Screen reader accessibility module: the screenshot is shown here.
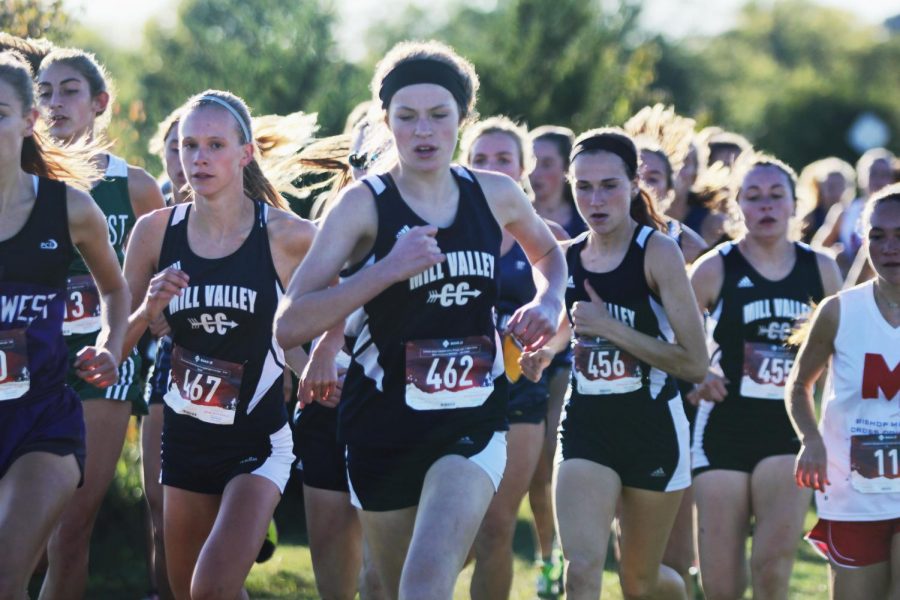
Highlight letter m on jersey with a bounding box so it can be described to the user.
[862,353,900,401]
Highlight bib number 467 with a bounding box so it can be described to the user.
[180,368,222,404]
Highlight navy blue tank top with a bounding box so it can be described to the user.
[0,177,74,404]
[497,242,536,328]
[158,201,287,443]
[339,166,507,448]
[709,241,824,403]
[565,226,678,404]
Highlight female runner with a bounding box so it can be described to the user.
[0,49,128,600]
[122,90,315,599]
[689,153,842,600]
[521,127,708,600]
[788,183,900,599]
[275,40,565,599]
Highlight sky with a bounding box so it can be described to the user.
[63,0,898,60]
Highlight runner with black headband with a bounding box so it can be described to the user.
[275,41,565,599]
[120,90,315,600]
[0,50,128,600]
[520,128,707,600]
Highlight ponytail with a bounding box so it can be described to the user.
[631,188,667,231]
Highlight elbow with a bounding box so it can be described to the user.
[274,300,311,349]
[683,353,709,384]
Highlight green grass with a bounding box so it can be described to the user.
[35,429,829,599]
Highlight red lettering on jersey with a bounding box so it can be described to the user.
[862,353,900,400]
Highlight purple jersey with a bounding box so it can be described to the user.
[0,177,74,405]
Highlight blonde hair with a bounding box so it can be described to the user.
[148,105,183,160]
[624,104,696,175]
[0,51,99,189]
[460,115,533,175]
[181,90,317,210]
[796,157,855,221]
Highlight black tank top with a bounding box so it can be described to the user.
[709,241,824,402]
[339,166,507,448]
[158,201,287,443]
[565,225,677,404]
[0,177,74,404]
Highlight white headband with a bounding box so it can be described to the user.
[200,95,251,143]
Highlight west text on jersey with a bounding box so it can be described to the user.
[1,293,58,324]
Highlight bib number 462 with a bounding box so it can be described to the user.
[426,355,474,390]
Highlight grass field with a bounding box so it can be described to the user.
[57,453,830,599]
[25,421,830,599]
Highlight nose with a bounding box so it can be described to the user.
[414,117,432,137]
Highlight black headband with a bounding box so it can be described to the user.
[570,134,638,176]
[379,58,468,111]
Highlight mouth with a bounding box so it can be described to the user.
[48,115,68,126]
[413,144,437,159]
[759,216,777,225]
[589,212,609,223]
[190,172,213,181]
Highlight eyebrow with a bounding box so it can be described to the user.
[38,78,81,87]
[0,101,10,108]
[395,103,452,112]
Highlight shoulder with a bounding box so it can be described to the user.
[267,207,317,254]
[689,244,726,289]
[320,179,378,233]
[467,168,521,201]
[65,185,101,225]
[126,165,164,199]
[131,205,176,239]
[807,244,842,294]
[645,227,682,257]
[811,293,841,338]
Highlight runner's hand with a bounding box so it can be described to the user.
[143,267,189,322]
[382,225,445,283]
[519,347,554,383]
[795,435,830,491]
[687,370,729,405]
[74,346,120,388]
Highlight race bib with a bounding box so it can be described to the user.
[163,345,243,425]
[0,328,30,401]
[740,341,795,400]
[572,336,642,395]
[405,336,494,410]
[850,434,900,494]
[62,275,102,336]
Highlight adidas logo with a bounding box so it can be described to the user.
[650,467,666,478]
[737,276,754,289]
[396,225,412,239]
[567,276,575,289]
[458,436,474,445]
[40,239,58,250]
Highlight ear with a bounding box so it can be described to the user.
[92,90,110,116]
[22,107,38,138]
[239,143,253,169]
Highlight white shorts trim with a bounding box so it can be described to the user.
[252,423,295,494]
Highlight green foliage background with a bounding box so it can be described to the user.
[14,0,899,179]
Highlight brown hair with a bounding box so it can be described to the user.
[371,40,479,123]
[460,115,533,176]
[38,47,115,136]
[0,51,98,189]
[0,33,53,73]
[148,105,183,160]
[569,127,667,231]
[861,182,900,235]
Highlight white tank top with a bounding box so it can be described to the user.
[816,281,900,521]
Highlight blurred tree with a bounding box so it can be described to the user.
[0,0,70,39]
[648,0,899,169]
[122,0,366,172]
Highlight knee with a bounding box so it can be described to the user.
[564,555,603,593]
[190,575,241,600]
[700,575,745,600]
[750,552,792,592]
[619,570,660,600]
[476,510,515,552]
